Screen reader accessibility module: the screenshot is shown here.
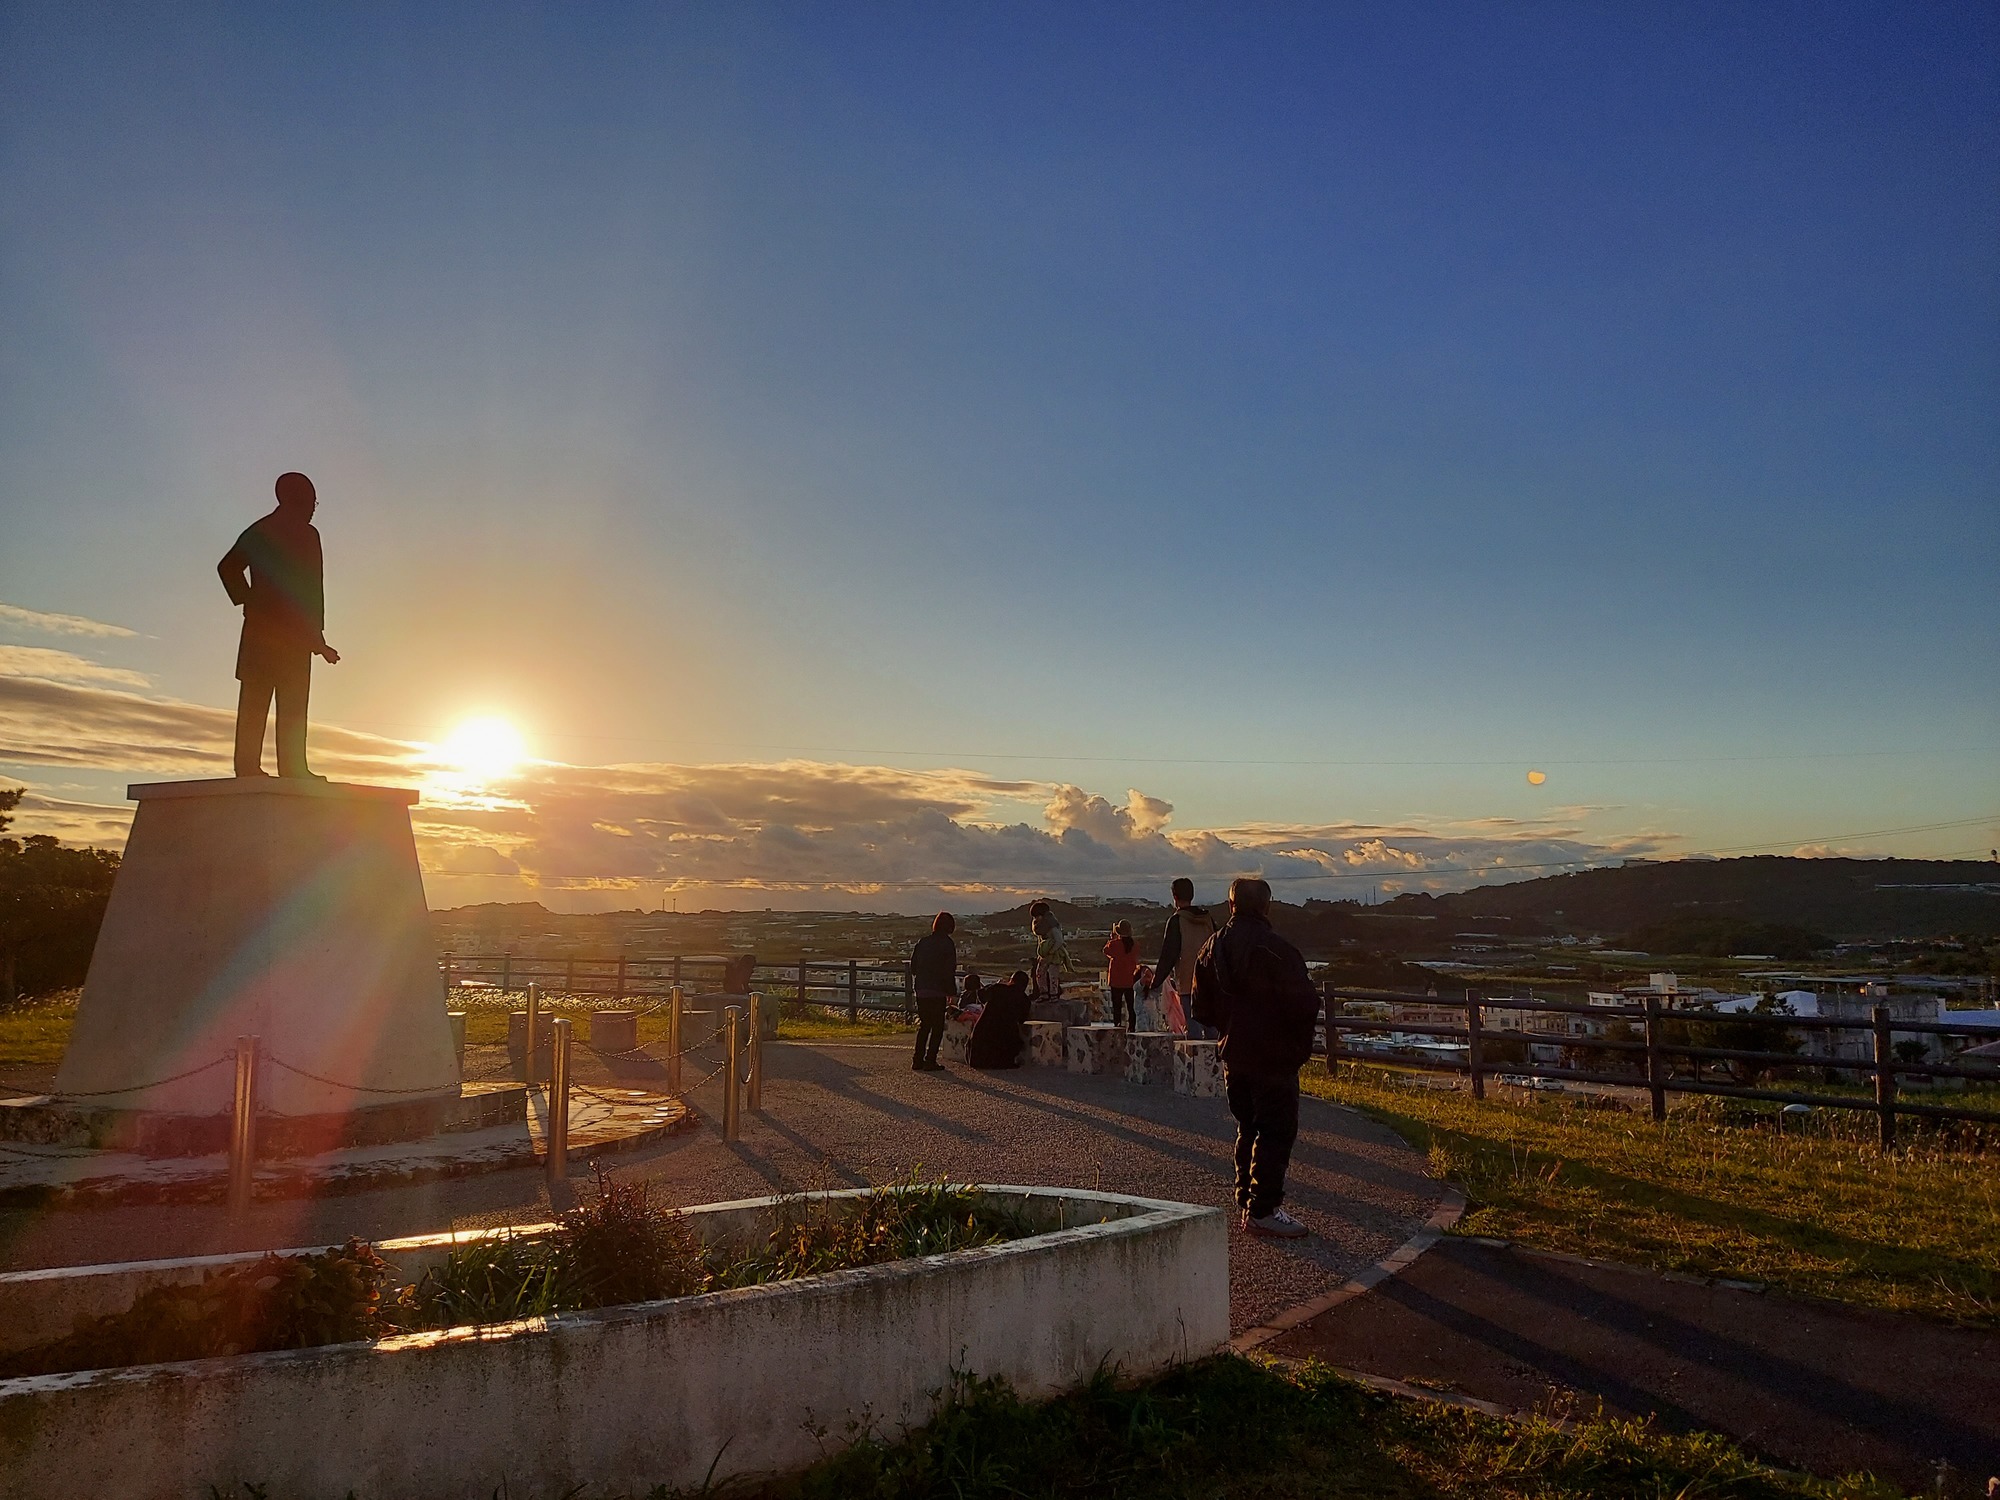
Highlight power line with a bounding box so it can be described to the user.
[341,717,1998,772]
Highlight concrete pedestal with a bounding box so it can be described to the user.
[54,778,460,1118]
[1066,1023,1126,1076]
[940,1014,973,1065]
[1023,1021,1066,1067]
[1172,1040,1223,1098]
[1124,1032,1176,1086]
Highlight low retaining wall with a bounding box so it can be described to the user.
[0,1186,1228,1500]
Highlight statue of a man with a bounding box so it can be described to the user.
[217,471,341,779]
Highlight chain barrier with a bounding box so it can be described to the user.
[264,1056,460,1096]
[0,1054,233,1102]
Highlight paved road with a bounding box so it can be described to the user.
[1270,1236,2000,1496]
[0,1039,1445,1336]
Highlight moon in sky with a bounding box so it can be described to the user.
[1526,769,1548,786]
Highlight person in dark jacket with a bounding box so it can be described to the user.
[968,970,1032,1069]
[1151,878,1216,1036]
[909,912,957,1071]
[1192,877,1319,1238]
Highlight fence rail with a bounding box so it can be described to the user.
[440,953,919,1022]
[1322,987,2000,1146]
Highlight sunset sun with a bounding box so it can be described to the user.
[440,716,527,781]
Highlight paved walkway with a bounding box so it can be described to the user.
[1269,1236,2000,1495]
[0,1038,1446,1336]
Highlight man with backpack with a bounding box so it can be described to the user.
[1192,877,1320,1239]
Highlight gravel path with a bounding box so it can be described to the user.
[0,1038,1445,1335]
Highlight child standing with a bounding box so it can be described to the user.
[1104,920,1141,1028]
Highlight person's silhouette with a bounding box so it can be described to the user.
[218,472,340,779]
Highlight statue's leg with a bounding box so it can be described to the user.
[235,679,273,777]
[275,657,312,778]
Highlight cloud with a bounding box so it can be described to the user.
[0,674,417,776]
[0,646,1644,910]
[0,646,151,689]
[0,603,138,639]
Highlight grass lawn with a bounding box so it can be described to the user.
[724,1355,1893,1499]
[1306,1065,2000,1327]
[0,992,910,1076]
[0,991,77,1073]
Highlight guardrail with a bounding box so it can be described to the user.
[1321,986,2000,1146]
[439,953,919,1022]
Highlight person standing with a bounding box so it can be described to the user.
[909,912,957,1072]
[1193,877,1319,1239]
[1103,921,1141,1028]
[1150,878,1215,1033]
[218,471,340,778]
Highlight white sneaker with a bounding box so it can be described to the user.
[1245,1208,1310,1239]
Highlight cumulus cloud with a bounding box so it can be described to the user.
[0,603,137,638]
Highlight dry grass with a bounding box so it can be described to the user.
[1306,1065,2000,1327]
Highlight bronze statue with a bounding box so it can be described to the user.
[218,472,340,778]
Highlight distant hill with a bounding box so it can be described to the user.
[1362,857,2000,942]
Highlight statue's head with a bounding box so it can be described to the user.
[274,471,317,519]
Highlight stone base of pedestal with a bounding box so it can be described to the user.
[0,1081,526,1159]
[1023,1021,1066,1067]
[1172,1040,1223,1098]
[940,1015,973,1065]
[1124,1032,1176,1086]
[57,778,460,1118]
[1066,1023,1126,1075]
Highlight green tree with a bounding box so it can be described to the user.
[0,792,120,1004]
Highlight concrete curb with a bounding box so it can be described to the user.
[0,1102,698,1209]
[1229,1185,1467,1353]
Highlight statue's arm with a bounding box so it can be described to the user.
[217,543,250,608]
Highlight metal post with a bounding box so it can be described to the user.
[747,993,764,1111]
[228,1035,260,1217]
[442,953,454,991]
[501,953,513,994]
[524,981,540,1086]
[1644,994,1667,1122]
[667,985,684,1093]
[903,962,914,1024]
[847,960,859,1023]
[723,1006,742,1141]
[1465,991,1485,1100]
[547,1017,571,1183]
[797,956,809,1009]
[615,954,627,1001]
[1323,983,1341,1076]
[1873,1004,1896,1150]
[672,953,683,987]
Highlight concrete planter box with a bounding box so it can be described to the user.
[0,1186,1226,1500]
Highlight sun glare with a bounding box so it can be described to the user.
[441,717,527,782]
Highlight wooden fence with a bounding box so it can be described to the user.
[1323,986,2000,1146]
[438,953,920,1022]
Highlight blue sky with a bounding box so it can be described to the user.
[2,3,1996,908]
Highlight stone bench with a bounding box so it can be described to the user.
[940,1014,973,1065]
[1023,1020,1067,1067]
[1172,1039,1222,1098]
[589,1010,639,1054]
[1065,1023,1126,1076]
[1124,1032,1176,1086]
